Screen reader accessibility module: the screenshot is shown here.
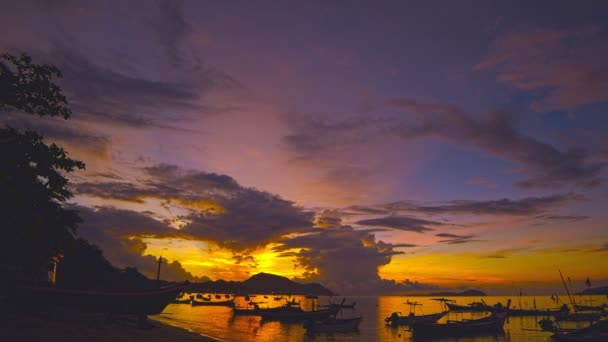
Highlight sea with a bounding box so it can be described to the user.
[151,295,606,342]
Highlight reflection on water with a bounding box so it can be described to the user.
[152,295,606,341]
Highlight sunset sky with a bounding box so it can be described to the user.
[2,1,607,295]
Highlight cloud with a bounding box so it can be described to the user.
[593,242,608,252]
[74,163,315,251]
[149,0,191,65]
[388,100,605,189]
[411,194,580,216]
[482,247,528,259]
[435,233,479,244]
[538,215,589,222]
[475,27,608,111]
[73,205,204,281]
[355,215,442,232]
[49,46,233,128]
[1,113,110,157]
[1,1,238,129]
[274,226,433,294]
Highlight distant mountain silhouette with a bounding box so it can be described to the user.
[186,272,335,295]
[415,289,487,297]
[577,286,608,295]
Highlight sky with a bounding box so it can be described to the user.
[1,0,607,295]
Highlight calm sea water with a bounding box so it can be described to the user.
[151,295,606,341]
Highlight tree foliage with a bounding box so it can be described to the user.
[1,53,71,118]
[1,53,83,278]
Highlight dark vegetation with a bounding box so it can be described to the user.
[187,273,335,296]
[1,53,152,288]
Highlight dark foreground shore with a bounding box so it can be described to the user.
[0,312,219,342]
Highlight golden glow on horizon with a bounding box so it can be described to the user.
[142,238,307,281]
[380,247,607,289]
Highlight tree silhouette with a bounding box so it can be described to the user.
[1,53,84,279]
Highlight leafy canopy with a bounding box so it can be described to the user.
[1,53,83,277]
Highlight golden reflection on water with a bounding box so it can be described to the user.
[152,294,606,341]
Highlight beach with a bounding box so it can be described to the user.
[0,311,220,342]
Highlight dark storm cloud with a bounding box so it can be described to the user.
[274,226,434,294]
[411,194,581,216]
[283,116,389,158]
[355,216,442,232]
[594,242,608,252]
[150,0,191,66]
[388,101,605,189]
[539,215,589,222]
[74,164,315,251]
[1,1,237,129]
[435,233,479,244]
[1,113,110,157]
[72,205,204,281]
[50,47,225,128]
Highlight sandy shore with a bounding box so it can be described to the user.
[0,312,220,342]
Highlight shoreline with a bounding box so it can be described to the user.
[0,311,219,342]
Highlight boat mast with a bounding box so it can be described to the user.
[558,270,581,329]
[156,252,163,281]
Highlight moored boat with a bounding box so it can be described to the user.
[554,311,602,322]
[446,301,493,312]
[551,319,608,341]
[385,300,446,326]
[16,283,187,315]
[192,298,235,307]
[411,299,511,338]
[385,311,445,326]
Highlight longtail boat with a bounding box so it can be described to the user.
[552,319,608,341]
[385,311,446,326]
[385,300,446,326]
[412,299,511,338]
[191,298,235,307]
[446,301,493,312]
[16,283,187,315]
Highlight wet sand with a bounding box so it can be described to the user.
[0,312,220,342]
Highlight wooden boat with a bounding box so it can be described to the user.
[384,312,446,326]
[191,298,235,307]
[385,300,446,326]
[574,304,607,312]
[17,283,187,315]
[304,316,363,333]
[552,319,608,341]
[446,301,493,312]
[385,311,445,326]
[412,299,511,337]
[554,312,602,322]
[509,308,556,316]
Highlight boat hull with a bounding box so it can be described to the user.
[385,311,446,326]
[412,311,508,337]
[16,283,187,315]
